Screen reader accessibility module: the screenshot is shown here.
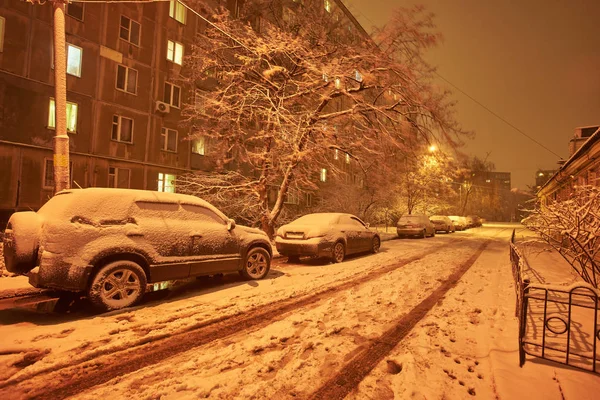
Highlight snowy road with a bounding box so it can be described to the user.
[1,225,597,399]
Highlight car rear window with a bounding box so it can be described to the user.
[399,216,424,224]
[291,214,339,225]
[38,191,132,222]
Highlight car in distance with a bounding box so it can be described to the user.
[430,215,455,233]
[396,214,435,238]
[468,215,483,227]
[274,213,381,263]
[2,188,273,311]
[449,216,467,231]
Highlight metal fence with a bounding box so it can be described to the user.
[510,230,599,373]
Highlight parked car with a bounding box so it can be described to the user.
[468,215,483,227]
[464,216,475,228]
[396,214,435,238]
[449,216,467,231]
[430,215,455,233]
[2,188,273,311]
[275,213,380,263]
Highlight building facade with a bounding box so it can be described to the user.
[538,125,600,203]
[0,0,369,224]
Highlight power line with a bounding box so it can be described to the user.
[434,71,563,159]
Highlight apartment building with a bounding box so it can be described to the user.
[0,0,371,224]
[538,125,600,203]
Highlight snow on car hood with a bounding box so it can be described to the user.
[236,225,268,237]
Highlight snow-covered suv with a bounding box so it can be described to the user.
[3,188,272,311]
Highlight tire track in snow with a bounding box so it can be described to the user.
[2,240,470,400]
[308,239,490,400]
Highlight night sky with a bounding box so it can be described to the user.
[344,0,600,189]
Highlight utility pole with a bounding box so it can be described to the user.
[26,0,70,193]
[52,0,70,192]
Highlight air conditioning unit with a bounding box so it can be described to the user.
[155,101,170,114]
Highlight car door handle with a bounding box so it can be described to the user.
[126,231,143,237]
[190,233,203,238]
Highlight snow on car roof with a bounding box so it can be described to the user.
[40,188,228,221]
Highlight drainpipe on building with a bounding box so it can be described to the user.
[52,0,70,193]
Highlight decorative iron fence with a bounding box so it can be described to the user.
[510,229,600,373]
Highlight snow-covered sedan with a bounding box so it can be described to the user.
[274,213,381,263]
[2,188,272,311]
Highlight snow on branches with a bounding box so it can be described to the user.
[523,186,600,288]
[178,2,467,236]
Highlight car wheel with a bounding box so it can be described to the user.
[431,230,436,237]
[371,236,381,254]
[332,241,345,263]
[421,230,426,239]
[241,247,271,280]
[88,261,147,312]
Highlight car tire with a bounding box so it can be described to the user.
[332,241,345,263]
[88,260,147,312]
[240,247,271,280]
[371,236,381,254]
[431,230,436,237]
[421,230,426,239]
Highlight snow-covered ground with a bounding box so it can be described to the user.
[0,224,598,399]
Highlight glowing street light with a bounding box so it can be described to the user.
[428,145,437,153]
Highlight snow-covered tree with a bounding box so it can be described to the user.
[178,3,466,236]
[523,185,600,288]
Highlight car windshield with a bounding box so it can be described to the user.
[290,214,339,226]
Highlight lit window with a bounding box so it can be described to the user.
[169,0,187,24]
[192,137,206,155]
[158,172,176,193]
[111,115,133,143]
[324,0,331,13]
[66,3,84,21]
[322,73,328,82]
[345,153,350,164]
[0,17,5,52]
[116,64,137,94]
[163,82,181,108]
[66,43,82,77]
[48,98,78,133]
[167,40,184,65]
[334,149,339,160]
[354,70,362,82]
[320,168,327,182]
[119,16,141,46]
[486,179,491,183]
[108,167,130,188]
[194,90,206,113]
[161,128,178,152]
[334,77,341,89]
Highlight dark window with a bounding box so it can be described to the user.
[119,15,141,46]
[116,65,137,94]
[66,3,84,21]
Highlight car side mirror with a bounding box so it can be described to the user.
[227,219,236,231]
[365,223,370,228]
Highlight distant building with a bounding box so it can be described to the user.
[537,125,600,204]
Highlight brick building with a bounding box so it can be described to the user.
[0,0,369,224]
